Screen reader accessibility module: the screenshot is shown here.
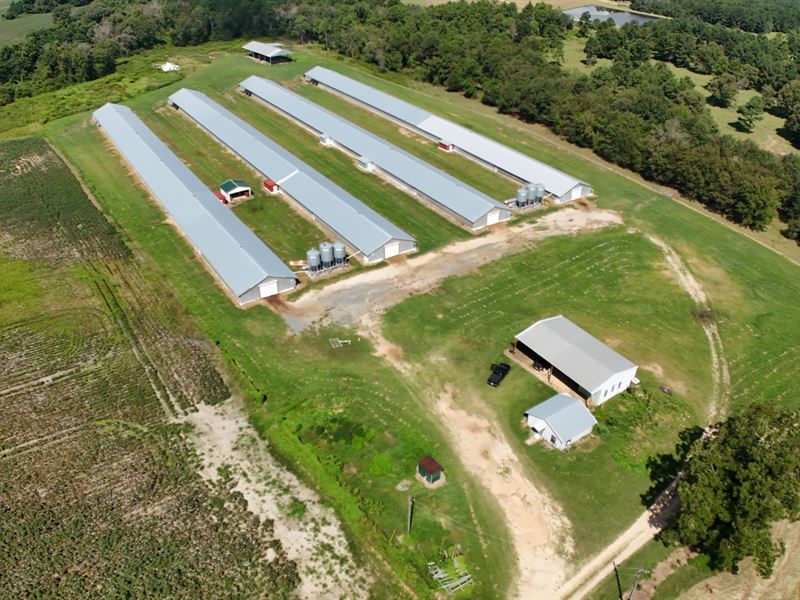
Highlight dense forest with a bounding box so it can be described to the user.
[1,0,798,240]
[630,0,800,34]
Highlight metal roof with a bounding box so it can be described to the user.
[242,41,293,59]
[515,316,637,393]
[525,394,597,443]
[305,66,590,198]
[220,179,249,192]
[240,75,510,225]
[92,103,295,298]
[168,88,414,257]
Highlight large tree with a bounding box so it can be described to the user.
[667,402,800,577]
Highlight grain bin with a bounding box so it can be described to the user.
[306,248,321,271]
[333,241,347,264]
[516,187,528,208]
[319,242,334,267]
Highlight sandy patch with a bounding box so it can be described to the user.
[434,384,572,599]
[286,207,623,331]
[678,521,800,600]
[183,400,370,600]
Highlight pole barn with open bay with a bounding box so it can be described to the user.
[92,103,296,305]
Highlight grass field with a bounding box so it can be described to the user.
[0,137,301,598]
[0,11,51,45]
[383,226,708,559]
[561,35,795,156]
[17,41,800,597]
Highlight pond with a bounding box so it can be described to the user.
[563,5,661,27]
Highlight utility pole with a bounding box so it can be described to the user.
[613,561,623,600]
[407,495,415,534]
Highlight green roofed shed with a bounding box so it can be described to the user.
[219,179,252,202]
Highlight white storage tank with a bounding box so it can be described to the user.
[319,242,334,267]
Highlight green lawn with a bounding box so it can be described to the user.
[586,540,675,600]
[0,11,51,45]
[383,227,709,558]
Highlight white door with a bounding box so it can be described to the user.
[384,241,401,258]
[486,210,500,226]
[259,279,279,298]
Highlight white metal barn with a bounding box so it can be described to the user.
[514,315,638,405]
[92,103,296,305]
[524,394,598,450]
[304,66,592,204]
[242,41,294,64]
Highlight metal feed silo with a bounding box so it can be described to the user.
[333,241,346,264]
[516,187,528,208]
[306,248,321,271]
[319,242,334,267]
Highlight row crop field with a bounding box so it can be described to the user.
[0,138,299,598]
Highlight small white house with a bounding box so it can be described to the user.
[160,62,181,72]
[515,315,638,405]
[524,394,597,451]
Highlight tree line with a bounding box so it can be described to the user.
[630,0,800,34]
[1,0,798,239]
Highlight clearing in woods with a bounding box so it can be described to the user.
[33,43,800,598]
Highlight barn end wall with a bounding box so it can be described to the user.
[591,366,638,405]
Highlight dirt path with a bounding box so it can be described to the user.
[560,482,679,599]
[283,207,622,331]
[434,385,572,599]
[561,236,730,599]
[645,235,731,421]
[183,400,370,600]
[637,548,695,599]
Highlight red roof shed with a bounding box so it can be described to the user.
[213,190,228,204]
[263,178,279,193]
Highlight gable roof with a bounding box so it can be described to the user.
[168,88,414,257]
[219,179,249,192]
[92,103,295,299]
[418,456,442,474]
[242,41,293,59]
[304,66,590,198]
[525,394,597,443]
[240,75,510,225]
[515,316,637,393]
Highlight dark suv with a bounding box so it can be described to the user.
[487,363,511,387]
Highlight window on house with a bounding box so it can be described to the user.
[604,389,608,397]
[550,435,556,444]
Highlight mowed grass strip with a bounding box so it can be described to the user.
[383,226,710,558]
[219,90,470,253]
[292,79,520,201]
[133,103,323,263]
[47,115,516,598]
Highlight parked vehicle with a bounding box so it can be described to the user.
[487,363,511,387]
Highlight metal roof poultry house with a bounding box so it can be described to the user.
[239,75,512,229]
[92,103,296,304]
[168,88,416,263]
[304,66,592,204]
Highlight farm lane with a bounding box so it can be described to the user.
[560,235,730,600]
[283,206,623,331]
